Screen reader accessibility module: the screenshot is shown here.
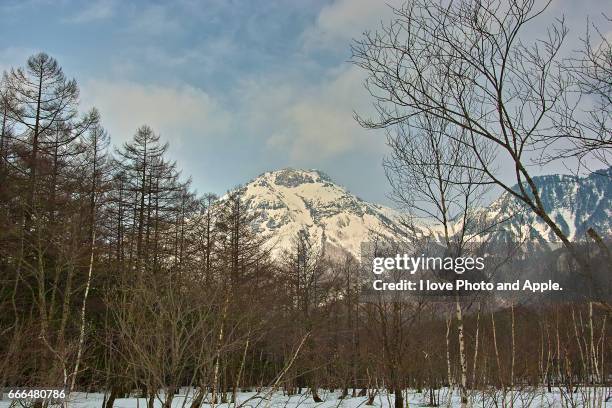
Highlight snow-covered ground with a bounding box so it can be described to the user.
[4,388,610,408]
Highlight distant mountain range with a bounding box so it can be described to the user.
[227,167,611,258]
[485,167,611,242]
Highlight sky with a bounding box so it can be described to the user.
[0,0,610,206]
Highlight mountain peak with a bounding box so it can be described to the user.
[234,168,402,257]
[254,168,333,188]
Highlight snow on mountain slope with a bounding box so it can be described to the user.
[232,169,408,257]
[224,167,610,259]
[484,167,612,241]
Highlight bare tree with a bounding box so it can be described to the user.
[108,269,220,408]
[71,116,110,391]
[383,112,494,406]
[279,228,327,402]
[352,0,603,266]
[3,53,95,227]
[548,17,612,167]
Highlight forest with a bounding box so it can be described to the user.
[0,0,610,407]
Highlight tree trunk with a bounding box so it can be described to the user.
[311,383,322,402]
[104,388,117,408]
[456,300,468,406]
[394,387,403,408]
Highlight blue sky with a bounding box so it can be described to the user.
[1,0,610,205]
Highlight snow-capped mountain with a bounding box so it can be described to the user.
[225,167,611,259]
[231,168,408,257]
[486,167,611,242]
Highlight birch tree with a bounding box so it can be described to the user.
[352,0,605,267]
[382,114,494,406]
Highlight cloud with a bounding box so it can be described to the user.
[0,0,64,15]
[80,79,232,148]
[237,64,385,161]
[65,0,115,23]
[129,4,183,36]
[301,0,401,51]
[0,47,38,74]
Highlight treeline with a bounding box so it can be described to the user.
[0,53,609,408]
